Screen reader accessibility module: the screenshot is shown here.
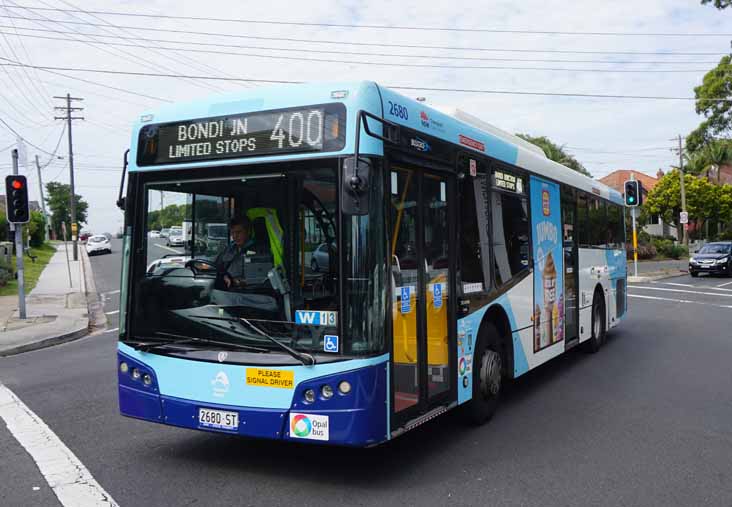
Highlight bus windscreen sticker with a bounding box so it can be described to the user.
[400,286,411,314]
[530,176,564,352]
[432,283,443,309]
[295,310,337,327]
[323,335,339,353]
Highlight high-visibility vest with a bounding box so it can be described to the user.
[246,207,285,267]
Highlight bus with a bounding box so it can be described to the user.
[116,81,626,447]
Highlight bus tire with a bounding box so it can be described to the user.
[583,290,606,353]
[463,322,503,425]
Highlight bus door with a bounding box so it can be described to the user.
[389,165,454,426]
[562,187,579,345]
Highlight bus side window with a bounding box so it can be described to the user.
[491,182,530,286]
[459,177,487,293]
[577,192,589,248]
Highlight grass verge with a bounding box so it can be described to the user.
[0,243,57,296]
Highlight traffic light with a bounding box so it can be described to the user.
[5,175,30,223]
[624,180,642,207]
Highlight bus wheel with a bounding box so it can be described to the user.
[463,323,502,425]
[583,292,605,353]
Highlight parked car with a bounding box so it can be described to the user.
[160,228,171,238]
[79,231,91,243]
[167,231,185,248]
[310,243,335,272]
[148,230,161,238]
[86,235,111,255]
[689,241,732,277]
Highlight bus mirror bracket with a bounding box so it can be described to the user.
[343,111,399,216]
[116,149,130,211]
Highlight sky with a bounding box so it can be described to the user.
[0,0,729,233]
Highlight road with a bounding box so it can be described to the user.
[1,244,731,506]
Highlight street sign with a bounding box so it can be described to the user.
[680,211,689,225]
[71,222,78,233]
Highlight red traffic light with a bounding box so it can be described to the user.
[11,179,23,190]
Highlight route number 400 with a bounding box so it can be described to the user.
[388,101,409,120]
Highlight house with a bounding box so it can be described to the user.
[598,169,678,239]
[699,163,732,186]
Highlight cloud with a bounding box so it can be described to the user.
[0,0,726,232]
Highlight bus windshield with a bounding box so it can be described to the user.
[132,165,342,356]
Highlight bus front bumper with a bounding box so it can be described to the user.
[118,351,389,447]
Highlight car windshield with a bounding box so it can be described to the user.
[699,244,731,254]
[133,165,341,356]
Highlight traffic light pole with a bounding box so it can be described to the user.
[630,173,638,278]
[12,149,26,319]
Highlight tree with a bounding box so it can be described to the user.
[701,0,731,8]
[686,56,732,153]
[516,134,592,176]
[645,169,732,237]
[684,140,732,176]
[45,182,88,239]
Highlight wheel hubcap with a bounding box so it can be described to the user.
[479,349,502,399]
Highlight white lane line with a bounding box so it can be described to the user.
[654,282,695,288]
[106,328,119,334]
[629,294,732,309]
[718,280,732,288]
[630,285,732,298]
[0,383,118,506]
[105,310,119,315]
[102,290,120,296]
[153,244,183,254]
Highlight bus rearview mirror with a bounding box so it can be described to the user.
[341,158,370,216]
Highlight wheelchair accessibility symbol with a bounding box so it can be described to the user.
[324,335,339,353]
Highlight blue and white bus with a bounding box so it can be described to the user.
[116,81,626,446]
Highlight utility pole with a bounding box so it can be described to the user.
[34,155,50,242]
[54,94,84,260]
[677,135,688,247]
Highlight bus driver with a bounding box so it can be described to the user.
[215,216,256,289]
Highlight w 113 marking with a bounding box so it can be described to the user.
[295,310,337,326]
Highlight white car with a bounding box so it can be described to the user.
[148,230,161,238]
[86,235,111,255]
[167,232,185,247]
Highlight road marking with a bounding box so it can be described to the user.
[107,327,119,334]
[655,282,695,288]
[718,280,732,288]
[105,310,119,315]
[153,244,183,254]
[0,383,118,506]
[629,294,732,309]
[102,290,120,296]
[630,285,732,298]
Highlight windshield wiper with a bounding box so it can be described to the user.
[127,332,270,353]
[191,315,315,366]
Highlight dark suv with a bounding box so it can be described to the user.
[689,242,732,277]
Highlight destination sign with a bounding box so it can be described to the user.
[493,170,524,194]
[137,103,346,166]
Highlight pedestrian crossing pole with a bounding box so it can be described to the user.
[630,173,638,278]
[11,149,26,319]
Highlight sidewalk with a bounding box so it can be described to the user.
[0,243,94,356]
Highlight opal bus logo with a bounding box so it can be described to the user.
[289,413,330,441]
[291,414,312,437]
[211,371,230,397]
[420,111,430,128]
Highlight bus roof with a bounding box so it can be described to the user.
[129,80,622,204]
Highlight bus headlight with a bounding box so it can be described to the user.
[304,389,316,403]
[119,362,129,374]
[338,381,352,395]
[143,374,152,386]
[131,368,141,381]
[321,384,334,399]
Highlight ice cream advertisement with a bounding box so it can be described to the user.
[531,176,564,352]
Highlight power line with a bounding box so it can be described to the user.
[1,13,727,57]
[4,6,731,37]
[0,61,729,102]
[0,55,715,75]
[0,25,722,66]
[0,115,63,155]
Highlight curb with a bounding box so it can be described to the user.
[0,324,88,357]
[628,271,687,283]
[80,246,107,331]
